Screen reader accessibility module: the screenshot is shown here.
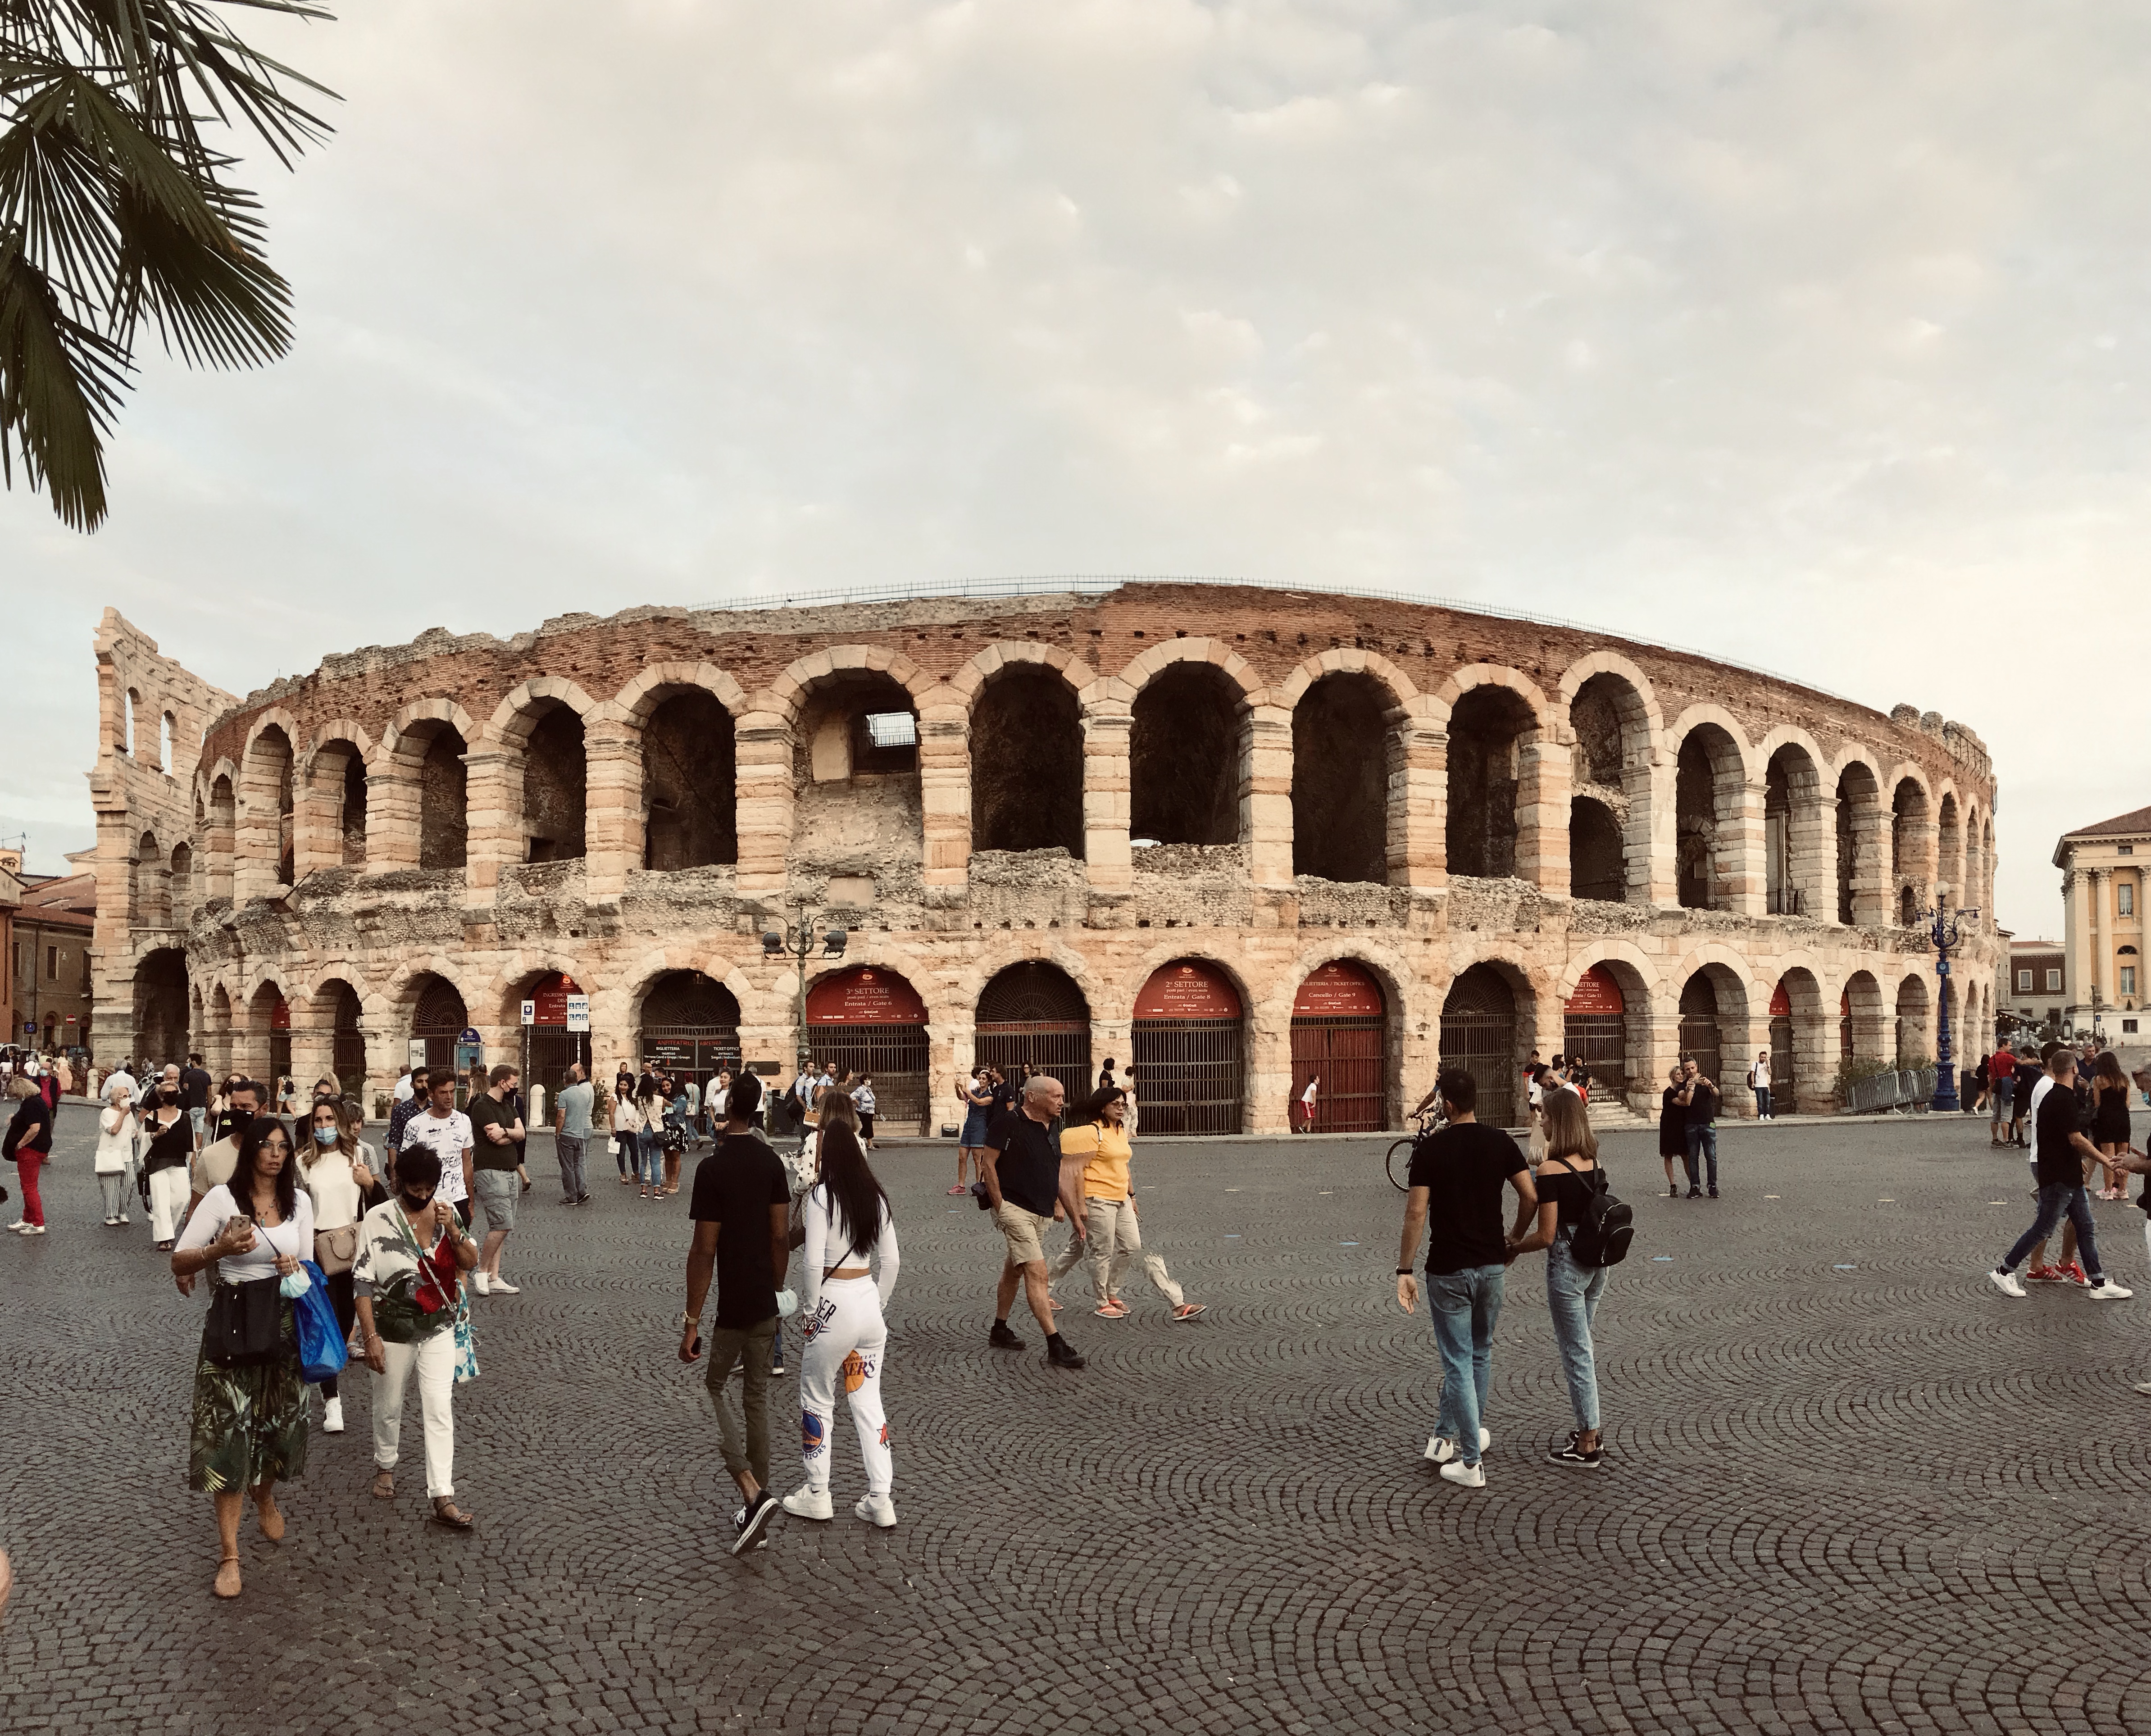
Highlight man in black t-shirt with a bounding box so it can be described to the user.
[178,1054,212,1151]
[981,1074,1087,1368]
[680,1072,794,1553]
[1675,1059,1720,1198]
[467,1065,526,1296]
[1395,1068,1538,1489]
[1991,1052,2132,1300]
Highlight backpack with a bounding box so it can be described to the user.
[1546,1158,1634,1268]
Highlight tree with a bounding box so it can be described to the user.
[0,0,334,530]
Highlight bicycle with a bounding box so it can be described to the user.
[1386,1107,1445,1191]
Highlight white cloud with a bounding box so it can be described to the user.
[6,0,2151,931]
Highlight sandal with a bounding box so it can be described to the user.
[255,1497,285,1542]
[430,1497,475,1531]
[1171,1302,1208,1322]
[214,1553,242,1599]
[371,1470,396,1500]
[1093,1301,1128,1318]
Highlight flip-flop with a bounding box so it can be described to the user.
[371,1471,396,1500]
[430,1498,475,1531]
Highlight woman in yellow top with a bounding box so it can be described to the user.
[1049,1086,1205,1322]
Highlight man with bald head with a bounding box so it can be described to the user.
[980,1073,1087,1368]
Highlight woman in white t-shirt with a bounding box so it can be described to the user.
[300,1097,382,1435]
[171,1117,315,1598]
[93,1078,139,1227]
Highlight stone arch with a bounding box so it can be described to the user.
[1435,954,1539,1128]
[1840,968,1887,1069]
[1557,941,1661,1105]
[1670,711,1751,913]
[1894,971,1933,1064]
[375,698,477,873]
[168,840,193,920]
[1125,950,1254,1135]
[622,668,742,874]
[480,950,592,1031]
[1109,636,1269,707]
[1118,645,1260,851]
[1290,668,1405,884]
[132,946,189,1065]
[1770,962,1829,1113]
[1438,671,1546,882]
[1760,728,1828,918]
[969,657,1087,858]
[1830,750,1885,926]
[948,641,1101,704]
[1271,941,1417,1132]
[1426,663,1552,732]
[764,645,939,730]
[1674,952,1755,1111]
[772,654,933,885]
[238,709,300,895]
[1273,646,1420,710]
[1564,660,1659,906]
[612,661,749,726]
[1935,788,1964,904]
[158,708,175,775]
[303,722,373,874]
[131,826,169,928]
[484,678,595,865]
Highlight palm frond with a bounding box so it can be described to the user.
[0,230,131,529]
[113,170,286,365]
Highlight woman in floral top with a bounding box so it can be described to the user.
[352,1143,479,1529]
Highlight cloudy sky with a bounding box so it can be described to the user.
[5,0,2145,940]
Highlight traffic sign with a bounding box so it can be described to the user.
[520,1000,536,1026]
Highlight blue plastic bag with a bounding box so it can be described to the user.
[294,1258,348,1385]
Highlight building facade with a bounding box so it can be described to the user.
[2054,804,2149,1044]
[12,871,98,1056]
[2005,937,2068,1036]
[86,584,2001,1132]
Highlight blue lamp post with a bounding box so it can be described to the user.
[1919,894,1978,1112]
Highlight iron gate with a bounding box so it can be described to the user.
[1678,1018,1722,1089]
[522,1029,596,1126]
[1439,1014,1518,1128]
[268,1031,291,1093]
[1132,1017,1244,1135]
[1289,1018,1385,1132]
[1770,1015,1795,1103]
[1562,1013,1625,1097]
[412,977,471,1108]
[976,962,1092,1100]
[811,1025,929,1135]
[333,1028,367,1101]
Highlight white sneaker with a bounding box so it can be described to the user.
[19,1224,45,1236]
[118,1214,129,1224]
[1989,1268,2027,1299]
[781,1486,833,1521]
[1478,1427,1492,1452]
[1438,1460,1486,1489]
[5,1221,23,1232]
[104,1217,118,1227]
[1423,1435,1456,1463]
[472,1271,491,1296]
[855,1493,897,1528]
[2133,1380,2151,1395]
[2088,1280,2134,1300]
[487,1277,519,1295]
[323,1397,345,1434]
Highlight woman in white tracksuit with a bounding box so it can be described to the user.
[782,1118,900,1529]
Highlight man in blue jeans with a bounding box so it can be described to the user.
[1395,1067,1540,1490]
[1991,1050,2133,1300]
[1677,1059,1719,1198]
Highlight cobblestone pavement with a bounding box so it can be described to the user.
[2,1109,2148,1736]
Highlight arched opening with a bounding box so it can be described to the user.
[322,980,365,1100]
[169,842,193,922]
[1568,673,1650,903]
[251,983,291,1087]
[1899,886,1918,927]
[1894,975,1931,1066]
[1568,798,1626,904]
[519,704,587,863]
[1769,978,1795,1104]
[641,691,738,870]
[972,668,1084,858]
[159,711,174,775]
[123,687,137,756]
[975,961,1091,1087]
[1843,970,1885,1072]
[133,948,188,1064]
[1674,725,1743,911]
[1890,778,1929,922]
[409,974,471,1103]
[413,724,469,869]
[1563,965,1627,1099]
[306,738,368,872]
[1291,673,1391,884]
[638,970,740,1109]
[1290,960,1388,1132]
[1446,687,1533,880]
[207,774,236,901]
[1132,959,1245,1135]
[1765,744,1822,916]
[207,984,232,1075]
[1981,818,1996,911]
[1130,664,1245,848]
[1677,973,1724,1087]
[508,970,594,1118]
[132,828,169,928]
[243,724,297,889]
[1835,763,1881,925]
[806,967,929,1136]
[1936,794,1962,904]
[1769,969,1825,1113]
[1440,963,1522,1128]
[793,673,923,885]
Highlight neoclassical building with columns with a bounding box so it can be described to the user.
[87,582,1999,1135]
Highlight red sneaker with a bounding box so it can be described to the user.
[2062,1262,2091,1287]
[2027,1265,2064,1282]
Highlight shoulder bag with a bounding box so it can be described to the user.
[204,1276,285,1366]
[1544,1159,1635,1269]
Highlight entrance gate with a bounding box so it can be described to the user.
[975,962,1091,1093]
[411,977,469,1105]
[1132,960,1244,1136]
[1289,961,1386,1132]
[1769,979,1794,1105]
[1440,964,1519,1129]
[638,971,740,1118]
[1562,964,1626,1098]
[808,968,929,1136]
[1678,975,1723,1087]
[518,972,595,1126]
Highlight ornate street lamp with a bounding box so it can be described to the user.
[1915,893,1978,1111]
[762,905,849,1072]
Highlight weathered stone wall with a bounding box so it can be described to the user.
[89,584,2001,1129]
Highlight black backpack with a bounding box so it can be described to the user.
[1546,1158,1634,1268]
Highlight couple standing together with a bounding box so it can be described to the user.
[1396,1069,1613,1486]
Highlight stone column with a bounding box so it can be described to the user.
[2062,868,2088,1022]
[233,768,278,906]
[293,757,340,880]
[1851,798,1888,927]
[1789,791,1833,921]
[1082,703,1132,893]
[460,746,518,908]
[2093,868,2116,1013]
[1720,778,1765,917]
[1245,704,1294,889]
[1721,1002,1771,1117]
[1626,746,1664,907]
[1246,999,1291,1134]
[288,1001,334,1100]
[1516,737,1571,896]
[734,712,793,898]
[1634,1007,1681,1112]
[1398,723,1446,890]
[918,685,969,891]
[364,756,419,873]
[582,716,640,901]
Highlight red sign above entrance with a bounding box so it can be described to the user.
[1292,960,1384,1019]
[1769,979,1792,1018]
[1564,965,1623,1017]
[807,967,928,1026]
[532,973,583,1026]
[1134,959,1242,1021]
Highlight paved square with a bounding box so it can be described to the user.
[1,1109,2146,1735]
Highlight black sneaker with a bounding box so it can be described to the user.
[1047,1336,1086,1369]
[1707,1189,1720,1199]
[1686,1189,1703,1199]
[1547,1443,1602,1469]
[989,1321,1025,1350]
[731,1491,778,1555]
[1666,1185,1680,1199]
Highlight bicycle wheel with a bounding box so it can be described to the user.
[1385,1136,1418,1192]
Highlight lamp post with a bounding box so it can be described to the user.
[1918,893,1978,1112]
[762,904,848,1082]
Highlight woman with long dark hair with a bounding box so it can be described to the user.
[612,1066,641,1184]
[2090,1050,2139,1199]
[1511,1090,1609,1468]
[170,1115,314,1596]
[782,1119,901,1528]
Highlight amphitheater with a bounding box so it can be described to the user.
[85,581,1999,1136]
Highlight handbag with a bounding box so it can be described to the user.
[314,1223,359,1274]
[203,1276,284,1366]
[293,1259,348,1384]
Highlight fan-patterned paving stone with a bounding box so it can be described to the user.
[0,1107,2146,1735]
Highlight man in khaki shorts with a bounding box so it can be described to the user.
[980,1074,1087,1369]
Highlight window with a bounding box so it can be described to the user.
[2127,1019,2141,1035]
[2120,845,2135,856]
[45,946,58,980]
[78,951,91,991]
[2121,883,2136,917]
[2046,1007,2061,1023]
[2121,965,2137,997]
[2016,969,2032,991]
[2045,968,2061,991]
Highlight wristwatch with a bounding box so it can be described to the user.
[1395,1268,1413,1277]
[680,1310,698,1331]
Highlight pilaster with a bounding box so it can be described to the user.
[1245,704,1294,889]
[582,717,640,900]
[918,686,969,890]
[1516,737,1571,895]
[733,713,793,897]
[1082,705,1132,893]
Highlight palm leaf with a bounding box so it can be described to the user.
[0,230,130,528]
